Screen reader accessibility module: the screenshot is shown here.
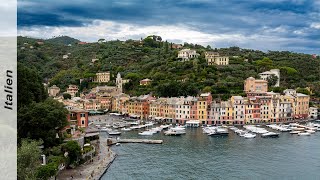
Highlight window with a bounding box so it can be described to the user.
[80,113,86,117]
[82,120,85,125]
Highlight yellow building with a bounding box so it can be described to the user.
[197,98,207,124]
[112,93,130,113]
[94,72,110,83]
[283,89,310,119]
[295,93,310,119]
[205,51,229,65]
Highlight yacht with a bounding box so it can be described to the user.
[121,128,131,131]
[290,127,305,131]
[279,127,291,132]
[239,131,247,137]
[244,133,256,139]
[164,129,185,136]
[108,131,121,135]
[100,127,111,132]
[305,130,315,134]
[298,132,311,136]
[138,131,154,136]
[171,126,186,131]
[289,131,300,134]
[151,127,163,133]
[216,128,229,136]
[261,132,280,138]
[130,126,140,130]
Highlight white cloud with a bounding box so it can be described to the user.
[293,29,304,35]
[310,22,320,29]
[18,20,314,52]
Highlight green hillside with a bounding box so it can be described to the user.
[45,36,80,45]
[17,36,320,99]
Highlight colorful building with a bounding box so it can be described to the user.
[66,84,79,97]
[94,72,110,83]
[66,106,89,128]
[244,77,268,93]
[205,51,229,66]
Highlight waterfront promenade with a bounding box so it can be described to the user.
[57,138,116,180]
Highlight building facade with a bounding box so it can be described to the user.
[48,85,60,97]
[259,69,280,87]
[244,77,268,93]
[140,78,152,85]
[178,49,199,61]
[205,51,229,65]
[66,85,79,97]
[94,72,110,83]
[66,106,89,128]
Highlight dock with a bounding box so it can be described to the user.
[107,138,163,145]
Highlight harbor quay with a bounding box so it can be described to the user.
[56,138,117,180]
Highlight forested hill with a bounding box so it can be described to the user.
[17,36,320,99]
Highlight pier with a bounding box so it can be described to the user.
[107,138,163,145]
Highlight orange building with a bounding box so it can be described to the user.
[244,77,268,93]
[66,106,89,128]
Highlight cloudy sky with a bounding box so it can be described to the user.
[18,0,319,54]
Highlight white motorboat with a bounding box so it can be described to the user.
[108,131,121,135]
[305,130,315,134]
[121,128,131,131]
[244,133,256,139]
[279,127,291,132]
[216,128,229,136]
[290,127,305,131]
[116,143,121,146]
[298,132,311,136]
[261,132,280,138]
[138,131,154,136]
[164,129,186,136]
[130,126,140,130]
[100,127,111,132]
[290,131,300,134]
[151,127,163,132]
[239,131,247,137]
[171,126,186,131]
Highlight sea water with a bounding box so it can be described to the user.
[102,128,320,180]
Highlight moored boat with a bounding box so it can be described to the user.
[298,132,311,136]
[164,129,185,136]
[138,131,154,136]
[121,128,131,131]
[108,131,121,135]
[261,132,280,138]
[290,131,300,134]
[244,133,256,139]
[305,130,315,134]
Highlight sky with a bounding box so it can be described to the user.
[18,0,320,54]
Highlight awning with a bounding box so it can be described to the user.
[155,117,163,120]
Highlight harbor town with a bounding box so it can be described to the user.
[49,69,320,179]
[51,72,316,128]
[16,0,320,179]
